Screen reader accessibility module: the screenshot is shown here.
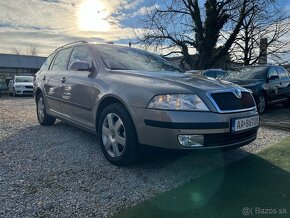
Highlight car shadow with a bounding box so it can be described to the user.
[0,121,271,217]
[114,150,290,218]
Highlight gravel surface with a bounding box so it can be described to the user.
[1,96,290,217]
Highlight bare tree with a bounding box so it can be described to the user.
[11,47,21,55]
[10,46,39,56]
[136,0,258,69]
[230,0,290,65]
[27,45,39,56]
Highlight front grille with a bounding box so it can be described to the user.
[204,129,257,147]
[23,91,33,94]
[25,86,33,89]
[210,91,255,111]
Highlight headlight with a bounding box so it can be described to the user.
[147,94,209,111]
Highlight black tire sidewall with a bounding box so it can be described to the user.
[98,103,138,165]
[36,93,55,125]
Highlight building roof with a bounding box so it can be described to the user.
[0,53,46,69]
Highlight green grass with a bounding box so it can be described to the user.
[114,138,290,218]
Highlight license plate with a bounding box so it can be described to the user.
[232,116,259,132]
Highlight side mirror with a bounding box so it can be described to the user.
[268,75,279,82]
[69,61,93,72]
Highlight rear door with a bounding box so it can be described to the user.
[276,66,290,100]
[62,46,100,128]
[47,47,73,116]
[41,53,59,110]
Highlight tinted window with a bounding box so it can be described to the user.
[277,67,287,79]
[268,67,279,79]
[40,53,56,70]
[221,67,267,80]
[52,48,73,70]
[68,46,93,68]
[95,45,181,72]
[15,76,33,82]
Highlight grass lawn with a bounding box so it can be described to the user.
[114,138,290,218]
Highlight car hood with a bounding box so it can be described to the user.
[113,70,243,92]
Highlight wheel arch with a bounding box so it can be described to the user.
[35,88,42,101]
[95,95,136,135]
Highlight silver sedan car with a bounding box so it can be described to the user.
[34,41,259,165]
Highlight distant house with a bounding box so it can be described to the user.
[0,54,46,92]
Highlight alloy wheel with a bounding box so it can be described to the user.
[258,95,265,113]
[37,96,45,122]
[102,113,126,158]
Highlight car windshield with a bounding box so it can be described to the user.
[15,77,33,83]
[95,45,182,72]
[220,67,267,80]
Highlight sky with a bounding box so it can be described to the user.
[0,0,290,58]
[0,0,158,56]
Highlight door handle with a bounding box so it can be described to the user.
[61,77,66,83]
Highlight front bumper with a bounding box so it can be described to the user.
[129,107,259,149]
[15,88,33,95]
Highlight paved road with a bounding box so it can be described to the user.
[260,104,290,130]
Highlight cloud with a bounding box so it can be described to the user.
[0,0,145,56]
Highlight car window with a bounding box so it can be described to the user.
[68,46,93,68]
[52,48,73,70]
[268,67,279,79]
[40,53,56,71]
[221,67,267,80]
[95,45,182,72]
[277,67,288,79]
[15,76,33,82]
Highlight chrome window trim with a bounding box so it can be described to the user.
[205,88,257,113]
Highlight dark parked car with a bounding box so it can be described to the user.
[220,66,290,113]
[34,41,259,165]
[202,69,227,79]
[186,69,226,79]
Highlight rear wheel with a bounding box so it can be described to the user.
[36,93,56,125]
[98,103,138,166]
[284,98,290,108]
[257,93,266,114]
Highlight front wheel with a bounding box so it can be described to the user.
[36,93,56,125]
[98,103,139,166]
[257,93,266,114]
[284,98,290,108]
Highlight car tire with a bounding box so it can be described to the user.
[284,98,290,108]
[257,93,266,114]
[36,93,56,126]
[98,103,139,166]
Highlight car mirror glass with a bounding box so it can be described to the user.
[69,61,92,72]
[268,75,279,81]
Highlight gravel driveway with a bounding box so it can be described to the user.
[1,96,290,217]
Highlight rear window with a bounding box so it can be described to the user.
[277,67,288,79]
[52,48,73,70]
[40,53,56,71]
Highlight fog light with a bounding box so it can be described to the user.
[178,135,204,147]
